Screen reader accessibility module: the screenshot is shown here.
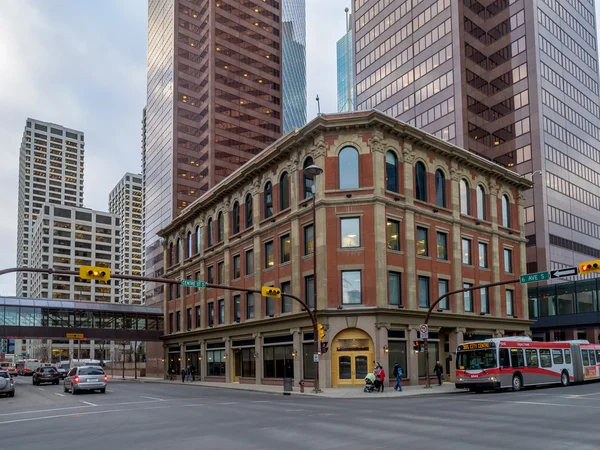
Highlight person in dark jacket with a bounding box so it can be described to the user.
[434,361,444,386]
[181,367,186,383]
[393,363,403,392]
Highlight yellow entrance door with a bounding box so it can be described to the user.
[331,328,374,387]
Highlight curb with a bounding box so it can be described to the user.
[109,378,468,398]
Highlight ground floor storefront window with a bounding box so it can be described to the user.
[302,342,315,380]
[168,347,181,375]
[263,345,294,378]
[207,349,225,377]
[387,340,407,379]
[418,342,439,377]
[185,350,201,378]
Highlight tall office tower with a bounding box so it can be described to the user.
[282,0,307,132]
[354,0,600,274]
[109,173,144,305]
[337,10,354,112]
[141,108,147,304]
[145,0,287,305]
[29,204,120,361]
[16,118,85,298]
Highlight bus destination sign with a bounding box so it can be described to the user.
[458,342,494,351]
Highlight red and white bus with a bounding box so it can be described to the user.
[455,337,600,392]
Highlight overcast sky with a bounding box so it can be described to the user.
[0,0,351,296]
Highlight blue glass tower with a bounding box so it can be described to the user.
[337,13,353,113]
[282,0,307,134]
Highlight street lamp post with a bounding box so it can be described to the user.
[303,164,323,394]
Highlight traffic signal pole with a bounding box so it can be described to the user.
[422,277,520,389]
[0,266,322,393]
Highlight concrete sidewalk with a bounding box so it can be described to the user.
[112,376,465,398]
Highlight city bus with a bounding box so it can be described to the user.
[455,337,600,392]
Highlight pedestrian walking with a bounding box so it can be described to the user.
[187,365,193,382]
[434,360,444,386]
[181,367,186,383]
[190,365,196,382]
[378,364,386,393]
[393,362,403,392]
[374,363,386,392]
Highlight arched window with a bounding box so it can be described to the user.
[207,218,213,247]
[476,185,486,220]
[264,182,273,218]
[176,238,181,263]
[195,226,201,254]
[169,242,174,266]
[245,194,253,228]
[232,202,240,235]
[502,195,511,227]
[187,231,193,258]
[279,172,290,210]
[303,157,314,199]
[415,161,427,202]
[435,169,446,207]
[338,146,359,189]
[385,151,398,192]
[460,179,470,215]
[217,212,224,242]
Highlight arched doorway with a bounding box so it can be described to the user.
[331,328,374,387]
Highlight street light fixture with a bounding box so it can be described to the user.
[303,163,323,393]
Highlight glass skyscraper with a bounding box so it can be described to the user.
[282,0,307,133]
[337,13,354,112]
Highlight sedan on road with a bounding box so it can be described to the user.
[64,366,107,394]
[56,368,68,379]
[0,371,15,397]
[33,367,60,386]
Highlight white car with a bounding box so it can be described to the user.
[0,371,15,397]
[64,366,107,394]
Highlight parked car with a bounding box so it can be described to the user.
[56,368,68,379]
[0,371,15,397]
[33,367,60,386]
[64,366,107,394]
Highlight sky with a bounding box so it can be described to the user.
[0,0,351,296]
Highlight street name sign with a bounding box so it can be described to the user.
[181,280,207,288]
[550,267,579,278]
[519,271,549,284]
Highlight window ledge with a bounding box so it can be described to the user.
[301,253,314,260]
[387,249,403,254]
[279,261,291,268]
[479,267,490,271]
[416,255,432,260]
[244,274,254,279]
[338,247,364,252]
[437,259,451,264]
[263,267,275,273]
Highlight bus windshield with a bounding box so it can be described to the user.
[457,349,497,370]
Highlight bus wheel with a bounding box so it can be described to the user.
[512,374,523,392]
[561,371,569,387]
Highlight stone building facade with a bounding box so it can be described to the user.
[159,111,533,387]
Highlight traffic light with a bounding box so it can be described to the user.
[320,341,329,354]
[317,324,326,341]
[413,340,421,352]
[261,286,281,298]
[579,260,600,274]
[79,266,110,281]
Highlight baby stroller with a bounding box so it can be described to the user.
[364,372,376,392]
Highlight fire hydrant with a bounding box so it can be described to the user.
[299,380,305,393]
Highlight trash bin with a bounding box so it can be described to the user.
[283,377,293,393]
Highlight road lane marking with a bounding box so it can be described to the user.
[107,390,114,392]
[467,398,600,409]
[54,393,65,397]
[0,399,168,418]
[252,401,271,403]
[218,402,239,405]
[81,401,98,407]
[284,409,305,412]
[141,396,165,401]
[568,391,600,397]
[0,405,174,426]
[37,388,44,391]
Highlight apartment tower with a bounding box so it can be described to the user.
[16,118,85,298]
[145,0,305,305]
[354,0,600,275]
[109,173,145,305]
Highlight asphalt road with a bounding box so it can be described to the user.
[1,376,600,450]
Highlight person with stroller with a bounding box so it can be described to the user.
[364,372,376,392]
[374,363,386,392]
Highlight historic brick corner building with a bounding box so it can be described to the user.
[159,110,533,388]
